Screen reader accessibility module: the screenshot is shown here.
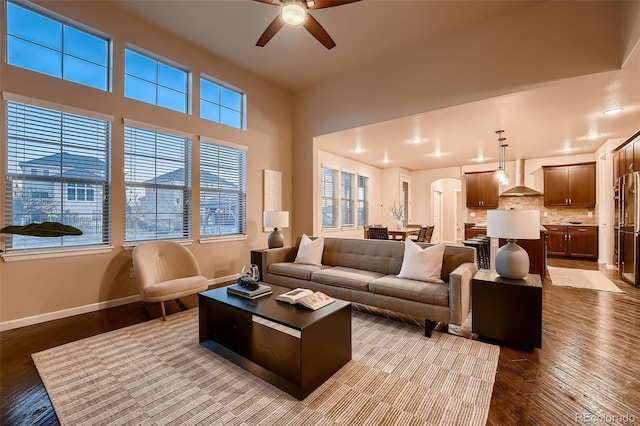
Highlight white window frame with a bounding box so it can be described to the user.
[199,137,247,239]
[123,123,192,243]
[340,170,356,228]
[321,165,339,230]
[357,174,370,227]
[200,74,246,130]
[5,0,111,91]
[124,45,190,114]
[4,97,112,253]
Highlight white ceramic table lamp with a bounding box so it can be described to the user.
[263,211,289,249]
[487,209,540,279]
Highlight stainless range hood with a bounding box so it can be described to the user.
[500,159,542,197]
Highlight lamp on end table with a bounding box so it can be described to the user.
[487,209,540,279]
[263,210,289,249]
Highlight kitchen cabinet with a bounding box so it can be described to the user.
[464,223,487,239]
[543,162,596,208]
[625,143,634,174]
[465,171,498,208]
[498,230,548,279]
[543,225,598,259]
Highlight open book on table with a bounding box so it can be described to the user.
[275,288,334,310]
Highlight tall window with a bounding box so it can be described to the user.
[5,100,111,251]
[341,171,355,227]
[124,48,188,113]
[124,125,191,242]
[6,1,109,90]
[200,77,245,129]
[200,140,247,237]
[357,175,369,226]
[321,166,338,229]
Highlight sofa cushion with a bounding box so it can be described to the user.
[397,240,445,283]
[311,266,385,291]
[294,234,325,266]
[268,262,325,280]
[369,275,450,306]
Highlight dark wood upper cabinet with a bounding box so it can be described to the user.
[543,162,596,208]
[633,137,640,174]
[613,151,620,183]
[626,143,635,174]
[465,171,499,208]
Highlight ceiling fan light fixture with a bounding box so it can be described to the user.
[282,2,306,25]
[603,107,624,116]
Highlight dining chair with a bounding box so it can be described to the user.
[416,225,435,243]
[367,227,389,240]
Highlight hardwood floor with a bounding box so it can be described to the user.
[1,259,639,425]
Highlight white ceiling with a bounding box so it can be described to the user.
[113,0,640,171]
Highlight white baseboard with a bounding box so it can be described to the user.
[0,274,237,332]
[0,295,141,332]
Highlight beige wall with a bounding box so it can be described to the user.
[317,150,382,239]
[0,1,293,325]
[292,2,628,239]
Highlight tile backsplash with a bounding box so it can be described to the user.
[467,195,596,224]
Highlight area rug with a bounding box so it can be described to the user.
[32,309,499,426]
[548,266,625,293]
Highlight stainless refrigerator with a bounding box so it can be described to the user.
[619,172,640,286]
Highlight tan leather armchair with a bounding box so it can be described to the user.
[132,241,208,320]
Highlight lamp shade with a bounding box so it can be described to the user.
[486,209,540,240]
[263,211,289,229]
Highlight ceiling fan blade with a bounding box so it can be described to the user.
[303,13,336,49]
[309,0,360,10]
[256,15,285,47]
[253,0,280,5]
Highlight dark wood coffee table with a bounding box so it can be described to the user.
[199,283,352,400]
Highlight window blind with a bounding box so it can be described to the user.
[321,166,338,228]
[341,171,355,227]
[358,175,369,226]
[200,141,246,237]
[124,125,191,242]
[4,100,111,252]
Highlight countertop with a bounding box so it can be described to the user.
[542,223,598,227]
[465,223,548,232]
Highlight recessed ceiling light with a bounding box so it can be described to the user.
[603,107,624,116]
[352,146,364,153]
[411,137,423,144]
[587,133,601,140]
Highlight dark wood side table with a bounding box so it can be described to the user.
[472,269,543,350]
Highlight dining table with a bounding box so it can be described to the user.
[388,228,420,241]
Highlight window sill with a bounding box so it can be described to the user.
[199,235,247,244]
[1,246,114,262]
[122,240,194,251]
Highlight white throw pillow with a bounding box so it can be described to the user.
[294,234,325,266]
[397,240,445,283]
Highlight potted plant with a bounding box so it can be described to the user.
[388,201,404,230]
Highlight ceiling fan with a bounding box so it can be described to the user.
[254,0,360,49]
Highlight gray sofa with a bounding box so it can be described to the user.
[258,237,477,336]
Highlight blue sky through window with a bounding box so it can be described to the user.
[124,48,188,113]
[200,77,243,129]
[6,1,109,91]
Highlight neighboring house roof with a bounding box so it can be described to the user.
[60,169,102,179]
[19,152,105,171]
[152,168,238,190]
